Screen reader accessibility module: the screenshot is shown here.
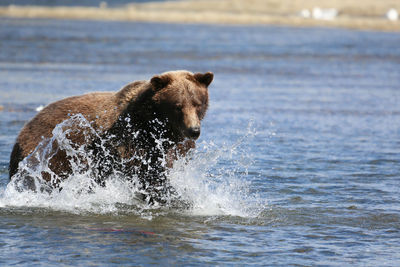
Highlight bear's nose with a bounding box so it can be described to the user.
[187,126,201,139]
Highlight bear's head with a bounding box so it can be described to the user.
[150,70,213,142]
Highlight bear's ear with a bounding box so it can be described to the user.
[150,75,171,91]
[194,72,214,87]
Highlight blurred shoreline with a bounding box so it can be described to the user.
[0,0,399,32]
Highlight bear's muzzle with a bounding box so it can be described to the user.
[186,126,201,139]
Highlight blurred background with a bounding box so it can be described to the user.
[0,0,399,266]
[0,0,399,31]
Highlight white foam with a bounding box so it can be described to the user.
[35,105,44,112]
[1,116,265,219]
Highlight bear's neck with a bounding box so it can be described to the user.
[107,99,173,148]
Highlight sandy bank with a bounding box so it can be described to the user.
[0,0,399,32]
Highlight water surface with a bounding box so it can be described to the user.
[0,18,400,265]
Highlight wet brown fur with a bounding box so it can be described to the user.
[9,70,213,195]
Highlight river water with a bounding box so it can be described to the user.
[0,18,399,265]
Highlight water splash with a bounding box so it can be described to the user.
[169,121,264,217]
[0,116,264,218]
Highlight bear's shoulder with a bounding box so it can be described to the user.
[115,80,150,107]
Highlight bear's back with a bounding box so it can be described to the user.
[9,80,149,179]
[16,92,116,158]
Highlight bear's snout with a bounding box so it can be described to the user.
[186,126,201,139]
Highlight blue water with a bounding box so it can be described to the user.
[0,18,400,265]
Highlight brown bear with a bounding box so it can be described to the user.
[9,70,213,204]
